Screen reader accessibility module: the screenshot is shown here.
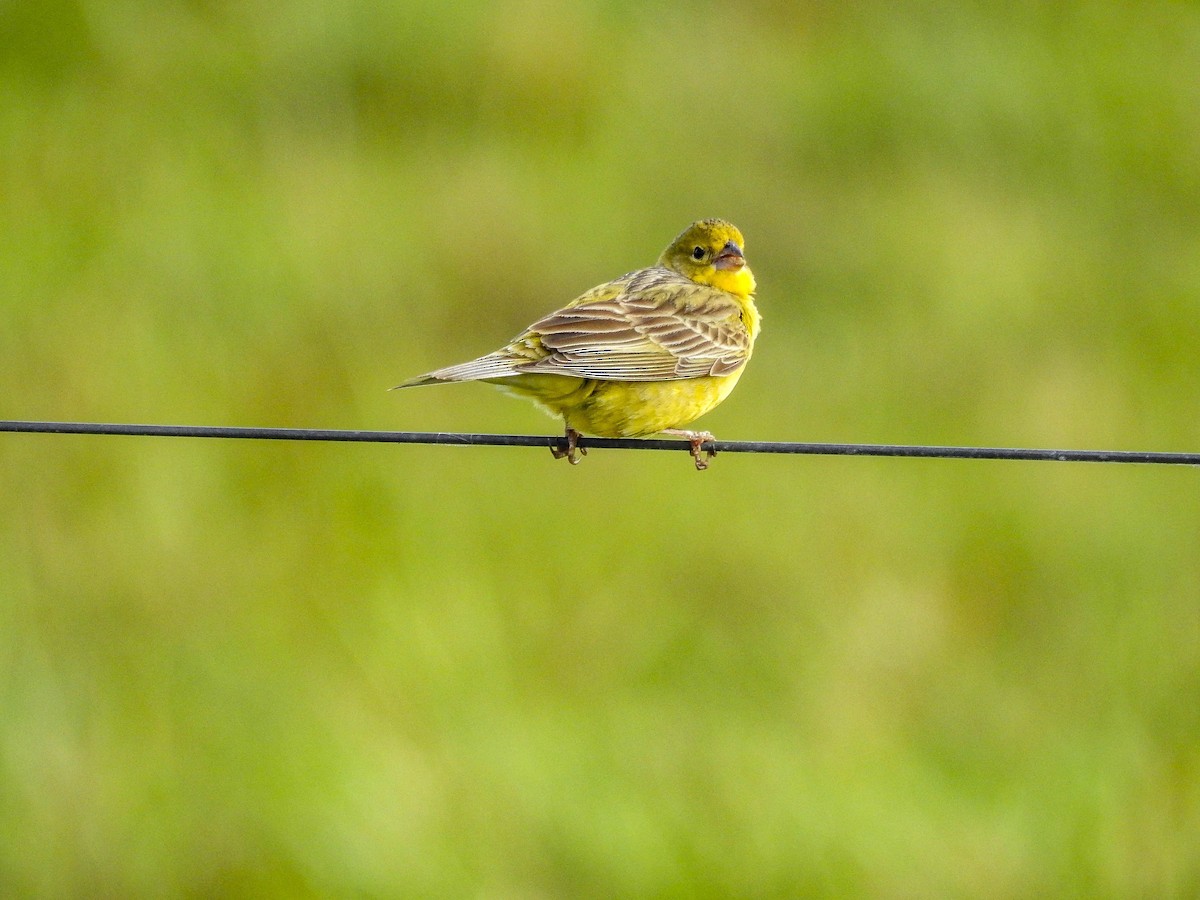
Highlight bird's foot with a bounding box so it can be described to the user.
[550,428,587,465]
[662,429,717,470]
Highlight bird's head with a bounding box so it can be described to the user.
[659,219,756,298]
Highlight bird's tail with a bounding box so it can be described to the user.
[390,353,522,390]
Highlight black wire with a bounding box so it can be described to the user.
[2,420,1198,466]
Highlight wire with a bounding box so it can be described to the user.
[1,419,1197,466]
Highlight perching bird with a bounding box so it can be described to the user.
[393,219,760,470]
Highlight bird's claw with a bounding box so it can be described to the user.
[690,435,716,470]
[663,429,717,470]
[550,428,587,465]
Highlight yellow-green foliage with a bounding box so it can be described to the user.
[2,2,1199,895]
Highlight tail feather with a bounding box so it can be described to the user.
[391,353,521,389]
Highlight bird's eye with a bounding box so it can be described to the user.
[691,246,705,260]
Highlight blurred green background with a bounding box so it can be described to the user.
[3,1,1200,895]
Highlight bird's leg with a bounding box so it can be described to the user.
[662,429,717,471]
[550,426,587,465]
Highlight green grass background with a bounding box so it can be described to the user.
[3,1,1200,895]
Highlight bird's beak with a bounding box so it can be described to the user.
[713,240,745,271]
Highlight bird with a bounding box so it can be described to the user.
[393,218,760,470]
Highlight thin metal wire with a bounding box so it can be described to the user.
[2,419,1198,466]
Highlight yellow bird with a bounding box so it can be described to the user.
[393,219,760,470]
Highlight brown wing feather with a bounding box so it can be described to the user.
[516,268,751,382]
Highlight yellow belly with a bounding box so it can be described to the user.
[490,369,746,438]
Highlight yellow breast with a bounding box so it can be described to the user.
[494,369,744,438]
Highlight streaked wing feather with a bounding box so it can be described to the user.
[518,269,751,382]
[397,266,752,387]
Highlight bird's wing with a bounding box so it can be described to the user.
[516,268,752,382]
